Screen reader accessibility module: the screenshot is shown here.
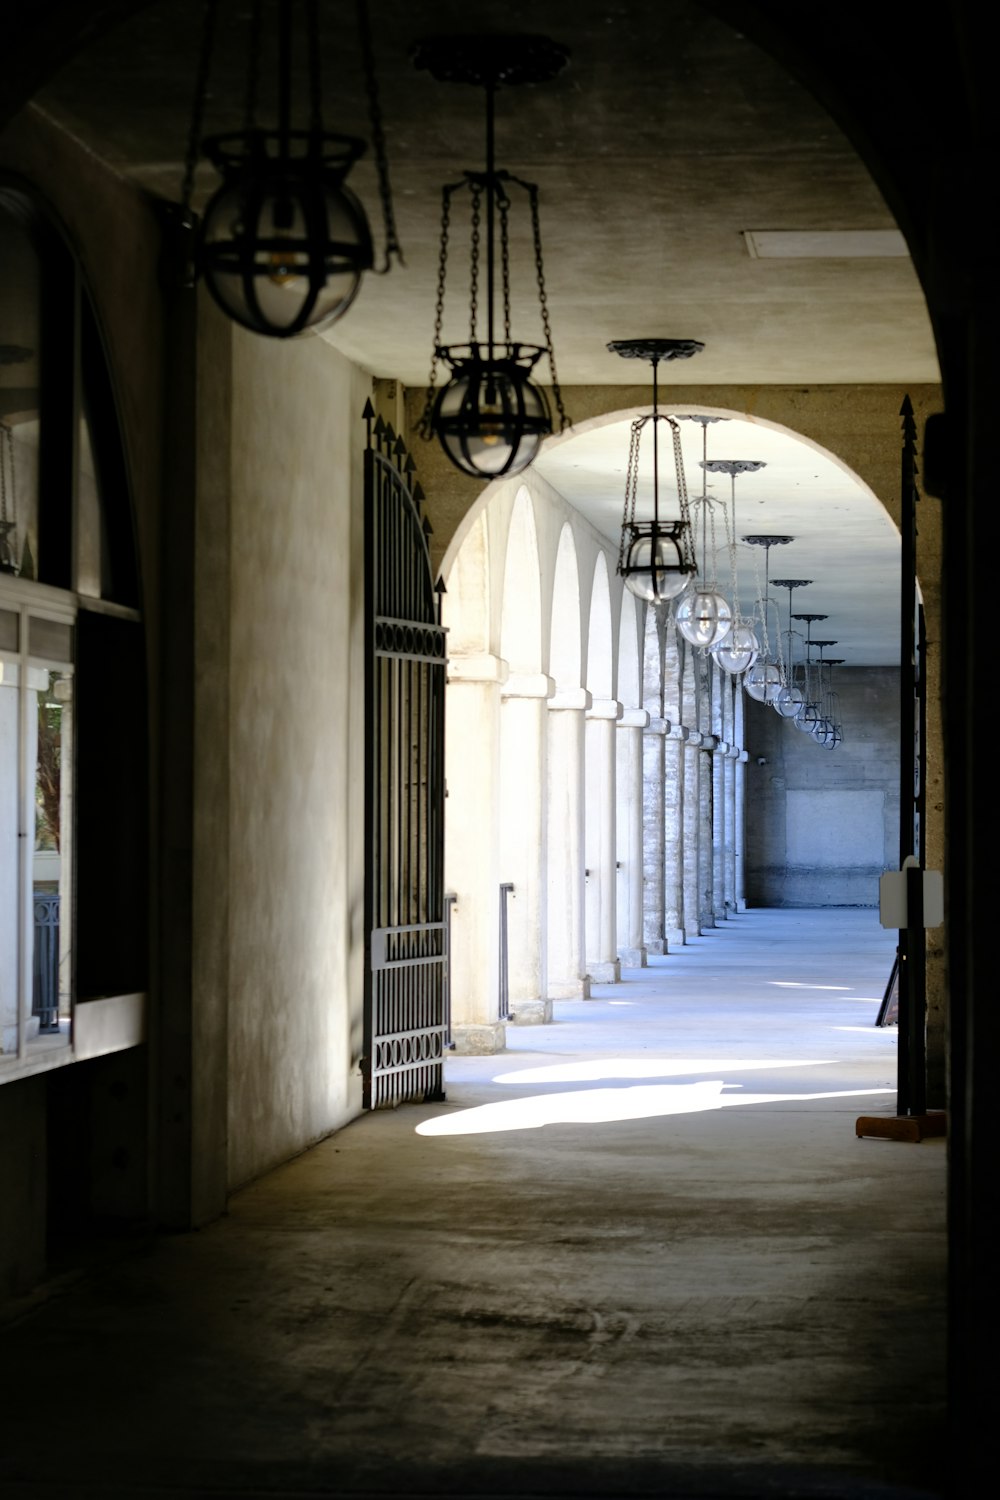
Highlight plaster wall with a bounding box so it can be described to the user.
[743,667,899,906]
[221,327,369,1193]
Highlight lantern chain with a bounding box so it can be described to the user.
[670,417,696,569]
[527,182,569,432]
[618,416,645,572]
[0,422,13,526]
[468,183,481,342]
[417,182,455,439]
[244,0,262,132]
[499,187,512,345]
[180,0,220,219]
[357,0,404,270]
[306,0,323,134]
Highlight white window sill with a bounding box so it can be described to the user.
[0,993,145,1085]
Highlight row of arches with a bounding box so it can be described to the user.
[442,474,747,1050]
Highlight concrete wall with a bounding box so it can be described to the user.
[219,324,369,1192]
[743,667,899,906]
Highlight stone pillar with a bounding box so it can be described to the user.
[720,674,737,913]
[734,689,748,911]
[616,707,649,967]
[709,660,727,922]
[547,690,591,999]
[663,724,686,949]
[682,729,702,941]
[500,673,554,1024]
[445,654,506,1053]
[585,697,622,983]
[712,742,727,921]
[641,718,666,954]
[699,734,717,931]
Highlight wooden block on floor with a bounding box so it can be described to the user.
[855,1112,947,1142]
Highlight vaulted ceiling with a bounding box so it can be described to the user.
[23,0,940,664]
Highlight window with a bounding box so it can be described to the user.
[1,181,146,1080]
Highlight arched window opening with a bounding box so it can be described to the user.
[1,181,145,1075]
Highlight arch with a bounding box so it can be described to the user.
[442,508,490,656]
[499,486,542,675]
[549,522,582,692]
[585,551,613,700]
[616,590,642,710]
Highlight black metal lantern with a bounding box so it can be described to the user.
[180,0,401,339]
[611,338,703,604]
[414,36,570,479]
[431,343,552,478]
[198,130,373,337]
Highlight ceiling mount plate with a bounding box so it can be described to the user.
[771,579,813,589]
[412,35,570,88]
[703,459,766,475]
[793,613,828,623]
[608,338,705,363]
[743,534,794,546]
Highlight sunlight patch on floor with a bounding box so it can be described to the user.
[416,1079,895,1137]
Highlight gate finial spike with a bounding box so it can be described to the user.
[423,515,434,537]
[394,435,407,462]
[363,397,375,420]
[413,482,425,505]
[404,451,416,476]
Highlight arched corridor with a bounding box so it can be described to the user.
[439,410,924,1074]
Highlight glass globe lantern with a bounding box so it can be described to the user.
[774,680,805,718]
[713,622,759,675]
[430,344,552,479]
[794,700,821,733]
[198,131,373,338]
[621,521,695,603]
[744,658,782,703]
[676,587,733,648]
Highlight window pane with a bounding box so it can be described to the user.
[28,615,73,663]
[0,669,19,1053]
[0,607,17,652]
[0,209,42,581]
[33,669,72,1034]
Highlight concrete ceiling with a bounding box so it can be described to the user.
[28,0,939,666]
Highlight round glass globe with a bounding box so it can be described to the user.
[675,588,733,648]
[744,658,782,703]
[200,166,372,337]
[623,536,694,603]
[773,682,805,718]
[433,359,550,478]
[713,623,759,676]
[794,701,820,733]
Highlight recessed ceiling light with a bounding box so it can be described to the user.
[743,229,909,259]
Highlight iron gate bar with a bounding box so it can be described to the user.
[364,403,447,1109]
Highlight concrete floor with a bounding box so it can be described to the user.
[0,909,947,1500]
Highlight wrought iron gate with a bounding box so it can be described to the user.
[363,402,447,1108]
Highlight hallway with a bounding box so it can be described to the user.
[0,910,946,1500]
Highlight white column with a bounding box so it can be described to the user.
[734,689,748,910]
[641,718,666,954]
[721,675,737,913]
[682,730,702,941]
[586,697,622,983]
[616,707,649,967]
[500,672,554,1024]
[547,690,591,999]
[445,653,506,1054]
[663,724,686,949]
